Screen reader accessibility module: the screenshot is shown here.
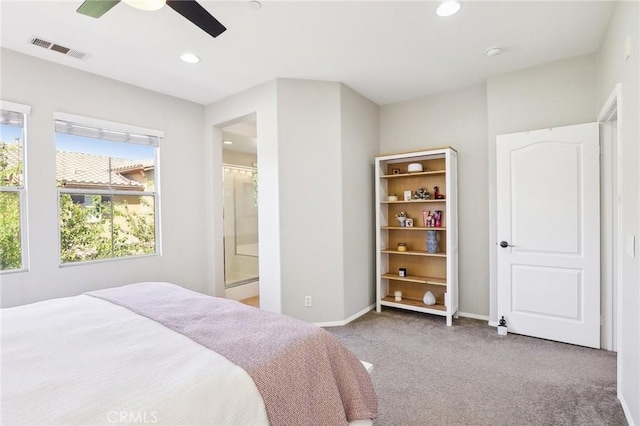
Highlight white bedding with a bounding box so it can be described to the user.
[2,295,269,425]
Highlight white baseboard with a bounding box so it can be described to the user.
[458,311,490,322]
[488,321,499,327]
[224,281,259,301]
[315,304,375,327]
[315,306,495,328]
[619,392,637,426]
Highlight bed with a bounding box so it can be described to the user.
[1,282,377,425]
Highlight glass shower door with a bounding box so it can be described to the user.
[223,164,259,288]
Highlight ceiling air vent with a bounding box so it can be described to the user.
[30,37,52,49]
[28,36,89,61]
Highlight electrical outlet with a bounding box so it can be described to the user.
[627,234,636,258]
[624,36,631,61]
[304,296,312,307]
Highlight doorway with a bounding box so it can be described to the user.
[495,85,622,350]
[220,114,259,307]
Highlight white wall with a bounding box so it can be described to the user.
[340,85,380,318]
[0,48,208,307]
[340,84,379,318]
[380,83,489,317]
[206,79,379,323]
[486,54,598,323]
[276,79,345,321]
[597,1,640,423]
[222,150,256,167]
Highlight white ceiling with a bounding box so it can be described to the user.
[223,117,257,154]
[0,1,614,106]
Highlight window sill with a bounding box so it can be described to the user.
[0,267,28,275]
[59,253,159,268]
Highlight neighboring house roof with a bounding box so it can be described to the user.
[1,143,153,189]
[112,159,154,173]
[57,151,151,189]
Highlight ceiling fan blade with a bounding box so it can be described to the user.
[76,0,120,18]
[166,0,226,38]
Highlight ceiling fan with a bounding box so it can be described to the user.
[76,0,226,38]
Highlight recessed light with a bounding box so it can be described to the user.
[248,1,262,10]
[436,0,461,17]
[223,140,234,145]
[486,47,503,57]
[180,52,200,64]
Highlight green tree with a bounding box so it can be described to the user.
[0,192,21,269]
[0,141,22,185]
[59,195,156,262]
[1,139,157,266]
[0,141,23,270]
[59,194,111,262]
[113,198,155,256]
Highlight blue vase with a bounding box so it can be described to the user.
[426,230,439,253]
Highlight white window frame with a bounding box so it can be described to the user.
[54,112,163,266]
[0,100,31,274]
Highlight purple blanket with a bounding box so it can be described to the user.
[87,282,377,425]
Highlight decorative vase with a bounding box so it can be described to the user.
[426,230,439,253]
[434,210,442,228]
[397,217,406,227]
[423,291,436,305]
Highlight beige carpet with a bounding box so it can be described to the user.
[326,308,627,426]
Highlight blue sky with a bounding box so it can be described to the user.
[0,123,22,145]
[1,123,154,160]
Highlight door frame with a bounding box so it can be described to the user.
[598,83,621,352]
[489,90,621,351]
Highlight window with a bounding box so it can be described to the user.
[0,102,29,272]
[55,113,162,264]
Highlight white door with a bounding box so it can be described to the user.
[497,123,600,348]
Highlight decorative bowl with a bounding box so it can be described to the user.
[407,163,423,173]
